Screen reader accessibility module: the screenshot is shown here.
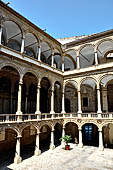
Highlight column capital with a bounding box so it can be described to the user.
[38,45,41,48]
[78,128,82,131]
[19,80,23,85]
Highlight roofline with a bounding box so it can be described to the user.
[65,29,113,48]
[0,1,61,46]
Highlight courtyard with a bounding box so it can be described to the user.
[1,144,113,170]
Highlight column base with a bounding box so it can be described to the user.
[98,146,104,151]
[16,111,22,115]
[97,111,102,114]
[14,156,22,164]
[34,149,41,156]
[50,111,55,114]
[61,111,66,114]
[35,111,41,119]
[77,111,82,114]
[50,144,55,150]
[78,143,83,148]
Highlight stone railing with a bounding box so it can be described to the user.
[0,112,113,123]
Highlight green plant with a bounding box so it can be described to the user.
[60,135,72,145]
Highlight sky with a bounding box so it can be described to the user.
[1,0,113,39]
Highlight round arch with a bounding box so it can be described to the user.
[78,44,95,56]
[64,80,78,90]
[95,38,113,51]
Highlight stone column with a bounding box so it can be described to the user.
[77,55,80,69]
[102,87,108,112]
[78,128,83,148]
[38,45,41,61]
[16,79,23,115]
[35,80,41,119]
[61,86,65,113]
[62,55,64,72]
[95,51,98,65]
[21,35,25,53]
[61,126,65,145]
[50,130,55,150]
[34,132,41,156]
[14,136,22,164]
[99,130,104,151]
[51,52,54,67]
[97,85,102,115]
[50,84,55,114]
[77,88,82,115]
[0,24,3,45]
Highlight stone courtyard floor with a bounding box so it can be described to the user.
[2,144,113,170]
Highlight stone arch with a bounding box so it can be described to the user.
[95,38,113,51]
[4,19,23,34]
[25,30,40,44]
[20,123,40,134]
[41,39,53,51]
[64,80,78,90]
[98,73,113,86]
[64,54,76,68]
[101,121,113,129]
[80,121,99,129]
[40,76,52,87]
[3,125,21,137]
[0,62,22,78]
[40,122,52,131]
[64,120,79,127]
[53,121,63,128]
[22,69,39,81]
[80,76,97,87]
[78,44,95,56]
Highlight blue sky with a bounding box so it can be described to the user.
[2,0,113,39]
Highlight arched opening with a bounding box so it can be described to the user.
[102,123,113,149]
[25,33,38,58]
[54,123,62,146]
[0,66,19,114]
[65,122,79,144]
[40,41,52,65]
[40,125,51,152]
[65,81,78,113]
[80,78,97,113]
[79,46,95,69]
[3,20,22,52]
[54,49,62,70]
[64,55,76,71]
[40,77,51,113]
[100,75,113,112]
[82,123,99,146]
[0,128,17,168]
[65,50,77,71]
[54,81,62,113]
[23,72,37,114]
[21,126,36,160]
[97,40,113,64]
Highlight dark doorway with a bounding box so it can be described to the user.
[65,98,70,113]
[54,123,62,146]
[82,123,99,146]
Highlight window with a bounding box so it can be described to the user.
[83,97,88,107]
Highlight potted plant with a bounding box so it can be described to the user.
[60,135,72,150]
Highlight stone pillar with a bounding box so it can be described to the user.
[62,55,64,72]
[77,55,80,69]
[34,132,41,156]
[14,136,22,164]
[38,45,41,61]
[0,24,3,45]
[50,84,55,114]
[95,51,98,65]
[61,126,65,145]
[61,86,65,113]
[77,88,82,115]
[50,130,55,150]
[21,35,25,53]
[35,80,41,119]
[78,128,83,148]
[51,52,54,67]
[16,79,23,115]
[99,130,104,151]
[97,85,102,114]
[102,87,108,112]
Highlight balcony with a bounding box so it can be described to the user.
[0,112,113,124]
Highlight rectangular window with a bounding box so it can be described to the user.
[83,97,88,107]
